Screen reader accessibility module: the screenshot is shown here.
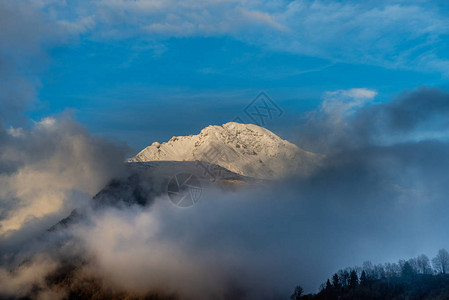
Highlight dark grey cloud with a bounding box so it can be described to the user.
[297,87,449,152]
[353,87,449,137]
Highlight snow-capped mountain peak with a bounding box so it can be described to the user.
[128,122,319,179]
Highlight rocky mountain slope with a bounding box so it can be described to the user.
[129,122,320,179]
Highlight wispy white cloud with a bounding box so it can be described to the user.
[270,2,449,73]
[321,88,378,123]
[91,0,286,38]
[32,0,447,74]
[9,1,449,74]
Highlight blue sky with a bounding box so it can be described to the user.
[3,0,449,151]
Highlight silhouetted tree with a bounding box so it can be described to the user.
[290,285,304,300]
[432,249,449,274]
[408,258,418,273]
[349,270,358,288]
[332,273,340,289]
[360,270,367,286]
[338,269,350,287]
[384,262,401,278]
[374,264,386,279]
[401,261,415,281]
[416,254,433,274]
[398,259,406,270]
[326,279,332,291]
[292,251,449,300]
[363,261,374,279]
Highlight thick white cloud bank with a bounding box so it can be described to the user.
[0,116,126,244]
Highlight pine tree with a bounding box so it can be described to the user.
[360,270,368,286]
[326,279,332,290]
[401,261,415,281]
[332,273,340,289]
[349,270,359,288]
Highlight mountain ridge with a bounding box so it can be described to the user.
[129,122,320,179]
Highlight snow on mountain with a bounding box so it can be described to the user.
[128,122,320,179]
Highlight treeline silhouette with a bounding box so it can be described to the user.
[292,248,449,300]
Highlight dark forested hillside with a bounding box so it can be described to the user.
[292,249,449,300]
